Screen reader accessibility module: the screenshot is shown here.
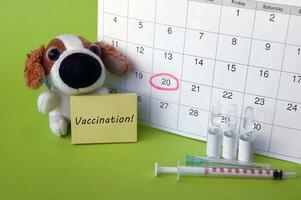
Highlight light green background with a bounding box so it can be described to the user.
[0,0,300,199]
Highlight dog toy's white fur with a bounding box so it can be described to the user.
[38,88,109,136]
[40,35,109,136]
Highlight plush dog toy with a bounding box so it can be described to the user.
[24,34,130,136]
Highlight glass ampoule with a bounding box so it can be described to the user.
[206,102,223,158]
[238,106,255,163]
[222,104,239,160]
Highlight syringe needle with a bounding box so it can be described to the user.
[186,155,271,169]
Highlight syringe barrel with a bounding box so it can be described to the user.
[178,166,276,179]
[155,162,295,180]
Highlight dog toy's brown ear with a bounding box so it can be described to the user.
[24,46,46,89]
[95,41,131,75]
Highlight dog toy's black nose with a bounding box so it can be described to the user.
[59,53,102,89]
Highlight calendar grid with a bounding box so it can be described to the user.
[124,0,130,90]
[108,79,301,122]
[104,11,301,46]
[206,0,224,136]
[106,81,301,157]
[176,0,190,129]
[126,91,301,133]
[102,0,301,17]
[105,35,301,100]
[240,0,258,132]
[149,0,158,123]
[268,6,292,151]
[99,0,301,163]
[104,34,301,75]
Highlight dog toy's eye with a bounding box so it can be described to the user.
[47,47,61,61]
[89,45,101,56]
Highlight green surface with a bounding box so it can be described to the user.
[0,0,300,199]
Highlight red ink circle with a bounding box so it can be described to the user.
[149,73,180,91]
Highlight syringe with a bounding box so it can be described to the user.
[155,162,296,181]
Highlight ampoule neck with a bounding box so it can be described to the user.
[240,131,254,141]
[224,129,238,138]
[208,126,223,136]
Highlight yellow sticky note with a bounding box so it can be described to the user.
[70,93,137,144]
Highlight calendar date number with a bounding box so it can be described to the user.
[287,103,298,112]
[222,91,233,99]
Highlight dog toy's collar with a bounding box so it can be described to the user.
[44,79,52,90]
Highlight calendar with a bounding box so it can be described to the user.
[98,0,301,164]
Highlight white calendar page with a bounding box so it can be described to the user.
[98,0,301,164]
